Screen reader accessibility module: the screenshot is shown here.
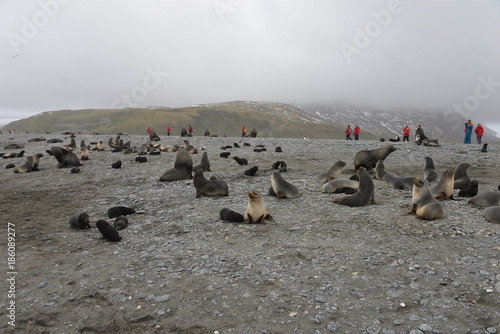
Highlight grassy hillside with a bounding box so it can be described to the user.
[4,101,378,140]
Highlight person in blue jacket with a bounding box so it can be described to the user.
[463,120,473,144]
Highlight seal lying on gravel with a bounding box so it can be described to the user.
[458,180,479,197]
[219,208,245,223]
[193,152,211,172]
[193,169,229,198]
[331,168,374,207]
[322,179,359,194]
[453,163,471,190]
[107,206,136,218]
[317,161,346,183]
[409,177,444,220]
[468,191,500,207]
[432,167,455,200]
[423,157,439,182]
[483,206,500,224]
[270,171,300,199]
[69,213,91,229]
[244,190,274,223]
[113,216,129,230]
[159,147,193,182]
[13,156,34,173]
[354,145,396,170]
[96,220,121,242]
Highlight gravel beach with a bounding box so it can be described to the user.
[1,133,499,334]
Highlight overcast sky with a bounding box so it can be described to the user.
[1,0,500,130]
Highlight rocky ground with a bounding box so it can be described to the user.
[0,133,499,334]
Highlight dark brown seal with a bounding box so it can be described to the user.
[354,145,396,170]
[331,167,374,207]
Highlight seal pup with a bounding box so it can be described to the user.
[423,157,439,182]
[383,174,426,190]
[483,206,500,224]
[3,143,24,150]
[431,167,456,200]
[458,180,479,197]
[354,145,396,170]
[278,161,287,172]
[135,156,147,163]
[244,190,274,223]
[244,166,259,176]
[2,150,25,159]
[150,129,160,141]
[193,152,211,172]
[468,191,500,207]
[233,156,248,166]
[219,208,245,223]
[69,212,91,229]
[70,167,80,173]
[80,147,89,160]
[96,220,121,242]
[111,160,122,169]
[317,160,346,183]
[275,146,282,152]
[193,169,229,198]
[13,156,34,173]
[322,179,359,194]
[5,163,15,169]
[409,177,444,220]
[331,167,375,207]
[113,216,129,230]
[220,152,231,158]
[374,160,395,180]
[107,206,136,218]
[453,163,471,190]
[422,138,439,147]
[481,143,488,153]
[272,161,281,169]
[159,147,193,182]
[270,171,301,199]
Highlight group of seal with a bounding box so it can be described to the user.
[220,190,274,224]
[331,168,374,207]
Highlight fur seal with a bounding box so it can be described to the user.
[113,216,129,230]
[5,163,15,169]
[423,157,439,182]
[481,143,488,152]
[354,145,396,170]
[458,180,479,197]
[468,191,500,207]
[219,208,245,223]
[111,160,122,169]
[28,137,46,142]
[47,138,64,143]
[70,167,80,173]
[317,161,346,183]
[47,146,81,167]
[415,127,428,144]
[150,130,160,141]
[275,146,282,152]
[31,153,44,171]
[80,147,89,160]
[193,169,229,198]
[2,150,25,159]
[233,156,248,165]
[96,220,121,242]
[483,206,500,224]
[244,166,259,176]
[409,177,444,220]
[244,190,274,223]
[135,156,147,163]
[388,136,401,142]
[69,213,91,229]
[159,147,193,182]
[331,167,374,207]
[453,163,471,190]
[270,171,301,199]
[13,156,34,173]
[193,152,211,172]
[374,160,395,180]
[421,138,439,147]
[383,174,426,190]
[278,161,287,172]
[107,206,136,218]
[3,143,24,150]
[431,167,455,200]
[220,152,231,158]
[322,179,359,194]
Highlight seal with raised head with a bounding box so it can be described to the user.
[270,171,300,199]
[32,153,44,171]
[113,216,129,230]
[317,160,346,183]
[331,167,374,207]
[453,163,471,190]
[69,212,91,229]
[468,191,500,207]
[219,208,245,223]
[233,156,248,166]
[481,143,488,152]
[354,145,396,170]
[47,146,82,167]
[244,190,274,223]
[409,177,444,220]
[322,179,359,194]
[374,159,395,180]
[193,152,210,172]
[423,157,439,182]
[483,206,500,224]
[193,169,229,198]
[431,167,455,200]
[13,156,34,173]
[159,147,193,182]
[244,166,259,176]
[96,220,121,242]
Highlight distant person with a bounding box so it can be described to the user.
[464,120,473,144]
[241,126,247,137]
[402,125,410,142]
[353,125,360,140]
[187,125,193,136]
[166,126,171,136]
[474,123,484,144]
[345,125,352,140]
[146,127,151,134]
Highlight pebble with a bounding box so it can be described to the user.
[36,282,48,289]
[326,322,338,332]
[154,294,171,302]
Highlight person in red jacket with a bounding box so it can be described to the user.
[474,123,484,144]
[166,126,171,136]
[353,125,360,140]
[146,127,151,134]
[402,125,410,142]
[345,125,352,140]
[187,125,193,136]
[241,126,247,137]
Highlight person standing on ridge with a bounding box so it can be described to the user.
[473,123,484,144]
[402,125,410,142]
[187,125,193,136]
[464,120,473,144]
[353,125,360,140]
[241,126,247,137]
[166,126,171,136]
[345,125,352,140]
[147,127,151,134]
